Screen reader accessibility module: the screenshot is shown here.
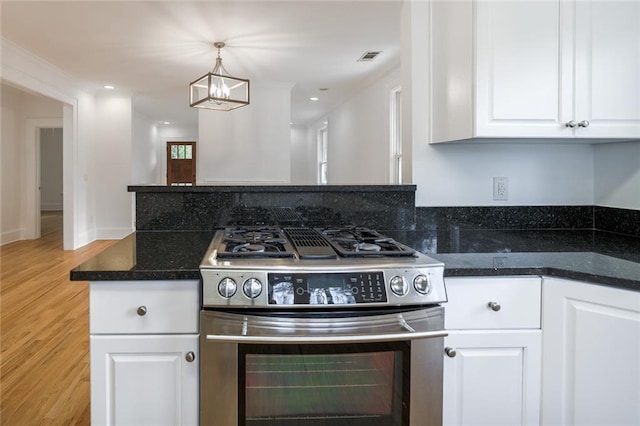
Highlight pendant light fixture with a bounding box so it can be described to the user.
[189,42,250,111]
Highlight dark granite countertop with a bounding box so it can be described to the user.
[71,228,640,292]
[70,231,214,281]
[387,229,640,291]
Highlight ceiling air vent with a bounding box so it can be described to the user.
[357,51,382,62]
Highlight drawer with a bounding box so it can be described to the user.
[90,280,199,334]
[444,276,541,330]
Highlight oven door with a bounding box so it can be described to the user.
[200,306,445,426]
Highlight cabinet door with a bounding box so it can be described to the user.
[443,330,541,426]
[541,278,640,426]
[475,0,566,138]
[91,334,198,426]
[573,0,640,138]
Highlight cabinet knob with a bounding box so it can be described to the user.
[444,347,457,358]
[488,301,501,312]
[136,305,147,316]
[565,120,577,128]
[185,351,196,363]
[578,120,590,128]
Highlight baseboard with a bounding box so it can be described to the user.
[95,227,134,240]
[75,229,97,249]
[0,228,23,246]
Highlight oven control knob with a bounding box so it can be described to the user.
[243,278,263,299]
[413,274,432,295]
[218,277,237,298]
[390,276,408,296]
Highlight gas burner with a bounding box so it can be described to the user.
[354,242,382,252]
[218,227,296,258]
[318,227,416,257]
[232,243,266,253]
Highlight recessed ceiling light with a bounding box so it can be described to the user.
[103,85,115,90]
[310,97,319,101]
[163,121,170,125]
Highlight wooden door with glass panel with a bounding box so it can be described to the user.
[167,142,196,185]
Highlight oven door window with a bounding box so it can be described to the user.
[239,342,410,426]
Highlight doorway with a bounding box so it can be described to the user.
[26,118,64,241]
[166,141,196,185]
[39,127,63,241]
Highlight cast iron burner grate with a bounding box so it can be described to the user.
[217,227,295,258]
[319,227,416,257]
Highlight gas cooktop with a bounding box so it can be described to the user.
[200,226,447,308]
[213,226,418,260]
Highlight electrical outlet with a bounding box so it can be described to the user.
[493,177,508,200]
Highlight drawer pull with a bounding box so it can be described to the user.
[488,301,501,312]
[136,305,147,316]
[185,351,196,363]
[444,347,457,358]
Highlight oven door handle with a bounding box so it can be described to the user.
[205,330,447,344]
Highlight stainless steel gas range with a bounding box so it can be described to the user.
[199,226,448,426]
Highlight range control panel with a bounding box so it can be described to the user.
[268,272,387,305]
[201,266,447,308]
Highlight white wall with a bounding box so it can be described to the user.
[594,141,640,210]
[95,95,134,239]
[290,124,316,184]
[40,128,63,210]
[74,90,98,246]
[198,82,292,184]
[132,112,157,185]
[1,84,25,244]
[414,143,595,206]
[324,68,400,184]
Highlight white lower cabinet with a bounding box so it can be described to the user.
[442,277,542,426]
[89,280,199,426]
[91,334,198,426]
[541,277,640,426]
[443,330,541,426]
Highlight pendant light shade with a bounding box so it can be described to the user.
[189,42,250,111]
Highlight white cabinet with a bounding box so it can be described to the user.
[541,277,640,426]
[442,276,542,426]
[91,335,198,426]
[89,280,199,426]
[430,0,640,142]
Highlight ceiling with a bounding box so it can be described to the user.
[1,0,402,126]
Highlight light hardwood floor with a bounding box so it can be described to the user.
[1,212,116,425]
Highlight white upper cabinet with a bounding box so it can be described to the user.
[429,0,640,143]
[573,1,640,138]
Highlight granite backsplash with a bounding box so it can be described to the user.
[414,205,639,237]
[394,206,640,264]
[129,186,639,240]
[129,185,417,231]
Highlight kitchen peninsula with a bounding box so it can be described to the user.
[73,185,640,290]
[71,185,640,426]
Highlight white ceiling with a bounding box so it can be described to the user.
[1,0,402,126]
